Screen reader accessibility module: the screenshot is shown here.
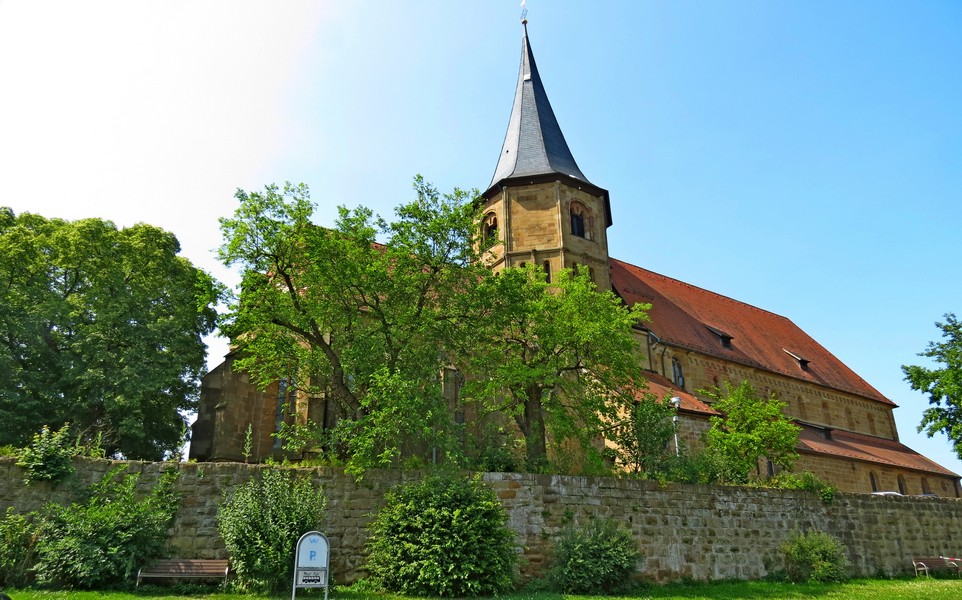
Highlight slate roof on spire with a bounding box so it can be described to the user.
[485,23,611,225]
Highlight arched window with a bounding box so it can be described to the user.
[482,212,498,242]
[897,475,907,495]
[922,477,932,495]
[569,201,591,239]
[671,357,685,389]
[274,378,292,449]
[869,471,879,492]
[542,260,551,283]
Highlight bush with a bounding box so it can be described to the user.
[16,424,76,483]
[781,530,849,583]
[366,474,516,597]
[661,449,724,485]
[217,468,326,592]
[767,472,837,504]
[32,465,180,588]
[547,517,639,594]
[0,508,38,588]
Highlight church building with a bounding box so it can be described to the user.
[191,21,959,497]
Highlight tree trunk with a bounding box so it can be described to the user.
[522,384,548,471]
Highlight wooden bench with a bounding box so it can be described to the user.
[136,559,231,586]
[912,556,960,577]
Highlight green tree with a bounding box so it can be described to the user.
[703,380,800,483]
[218,179,486,475]
[461,266,649,472]
[902,313,962,459]
[0,208,219,459]
[609,392,678,476]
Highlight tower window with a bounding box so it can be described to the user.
[569,201,591,239]
[571,212,585,237]
[482,212,498,242]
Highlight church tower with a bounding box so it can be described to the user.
[482,20,613,291]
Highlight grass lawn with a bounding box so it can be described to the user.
[5,578,961,600]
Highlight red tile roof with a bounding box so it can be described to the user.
[639,372,718,417]
[610,258,893,406]
[798,426,959,478]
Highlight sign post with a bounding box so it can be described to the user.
[292,531,330,600]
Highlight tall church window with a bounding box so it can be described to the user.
[922,477,932,495]
[483,212,498,242]
[569,202,590,239]
[543,260,551,283]
[869,471,879,492]
[274,379,290,448]
[671,357,685,389]
[897,475,907,495]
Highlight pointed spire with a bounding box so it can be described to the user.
[485,22,610,225]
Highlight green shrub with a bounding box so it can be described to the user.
[16,424,76,483]
[767,471,837,503]
[547,517,639,594]
[661,449,724,485]
[217,468,326,592]
[0,507,38,588]
[366,474,516,597]
[781,529,849,583]
[33,465,180,588]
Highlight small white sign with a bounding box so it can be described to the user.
[292,531,330,600]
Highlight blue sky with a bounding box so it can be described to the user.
[2,1,960,476]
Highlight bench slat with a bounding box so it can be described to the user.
[137,559,230,586]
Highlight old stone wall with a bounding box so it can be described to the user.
[3,457,961,583]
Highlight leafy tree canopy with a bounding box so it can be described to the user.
[608,391,678,476]
[903,313,962,459]
[703,380,800,483]
[0,208,220,459]
[460,266,649,473]
[218,178,486,475]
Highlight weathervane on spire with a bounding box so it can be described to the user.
[520,0,528,24]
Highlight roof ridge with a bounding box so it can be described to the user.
[610,256,894,406]
[611,257,794,323]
